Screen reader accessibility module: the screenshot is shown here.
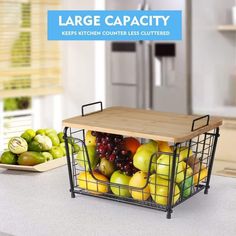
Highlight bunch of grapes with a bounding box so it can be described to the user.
[91,131,138,176]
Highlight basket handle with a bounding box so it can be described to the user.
[191,115,210,132]
[81,101,103,116]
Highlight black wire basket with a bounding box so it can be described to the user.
[63,102,220,219]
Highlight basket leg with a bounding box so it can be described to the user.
[204,127,220,194]
[166,144,178,219]
[64,127,75,198]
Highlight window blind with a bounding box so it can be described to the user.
[0,0,62,99]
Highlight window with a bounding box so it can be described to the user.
[0,0,61,149]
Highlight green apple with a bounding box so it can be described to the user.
[98,158,115,177]
[0,151,17,164]
[110,170,131,197]
[85,130,96,146]
[156,154,184,183]
[50,146,64,159]
[47,132,60,146]
[77,145,99,170]
[42,152,53,161]
[179,176,193,198]
[133,149,157,173]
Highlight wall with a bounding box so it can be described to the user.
[39,0,106,130]
[192,0,236,116]
[61,0,96,119]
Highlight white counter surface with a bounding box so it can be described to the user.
[0,166,236,236]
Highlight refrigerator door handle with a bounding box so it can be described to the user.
[137,0,150,11]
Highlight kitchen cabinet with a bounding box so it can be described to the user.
[213,118,236,177]
[218,25,236,31]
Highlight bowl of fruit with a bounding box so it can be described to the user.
[0,128,79,172]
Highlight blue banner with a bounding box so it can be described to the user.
[48,10,182,41]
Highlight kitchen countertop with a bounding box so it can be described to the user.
[0,166,236,236]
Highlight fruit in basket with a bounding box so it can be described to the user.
[0,151,17,164]
[77,145,99,170]
[133,141,158,173]
[33,135,52,151]
[99,158,115,177]
[157,141,172,153]
[92,132,137,176]
[149,174,180,206]
[110,170,131,197]
[186,155,202,174]
[129,171,150,201]
[18,151,46,166]
[182,162,193,176]
[50,146,64,159]
[155,154,184,183]
[42,152,53,161]
[8,137,28,154]
[57,132,64,143]
[78,171,109,194]
[136,140,158,154]
[177,147,194,161]
[114,150,137,176]
[85,130,96,146]
[179,176,193,198]
[123,137,141,156]
[47,132,60,146]
[93,132,123,160]
[193,168,208,185]
[36,129,46,135]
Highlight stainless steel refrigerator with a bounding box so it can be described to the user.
[105,0,191,114]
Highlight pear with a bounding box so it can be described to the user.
[77,145,99,170]
[129,171,150,201]
[98,158,115,177]
[85,130,96,146]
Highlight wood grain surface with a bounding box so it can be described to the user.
[63,107,222,143]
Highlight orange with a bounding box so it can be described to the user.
[123,137,141,156]
[157,141,172,153]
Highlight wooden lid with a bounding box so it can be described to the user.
[63,107,222,143]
